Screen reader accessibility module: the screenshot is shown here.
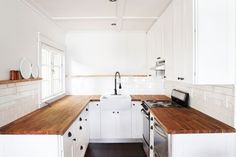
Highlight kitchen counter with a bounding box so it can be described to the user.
[131,95,170,101]
[150,107,235,134]
[0,95,166,135]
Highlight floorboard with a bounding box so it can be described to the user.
[85,143,146,157]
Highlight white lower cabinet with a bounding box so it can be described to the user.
[101,110,117,138]
[149,113,236,157]
[89,101,101,139]
[0,106,89,157]
[131,101,143,139]
[101,109,132,139]
[63,107,89,157]
[90,101,143,141]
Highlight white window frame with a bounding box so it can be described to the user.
[38,33,65,103]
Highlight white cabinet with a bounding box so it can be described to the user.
[148,0,235,84]
[101,110,117,138]
[131,101,143,139]
[172,0,194,83]
[172,0,235,84]
[63,126,74,157]
[116,110,132,138]
[101,109,132,139]
[64,107,89,157]
[74,107,89,157]
[89,102,101,140]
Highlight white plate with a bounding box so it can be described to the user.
[20,58,32,79]
[31,64,39,79]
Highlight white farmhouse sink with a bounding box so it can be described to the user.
[100,94,132,110]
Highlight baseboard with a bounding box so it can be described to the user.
[89,138,143,143]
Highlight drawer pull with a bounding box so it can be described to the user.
[68,132,72,137]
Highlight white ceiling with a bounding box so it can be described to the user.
[28,0,172,31]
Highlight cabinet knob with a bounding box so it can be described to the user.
[117,112,119,114]
[68,132,72,137]
[80,146,83,150]
[86,108,89,111]
[96,104,99,106]
[73,138,76,141]
[150,145,153,150]
[164,76,166,78]
[133,104,135,106]
[113,111,115,114]
[79,117,82,121]
[150,126,153,130]
[80,126,83,130]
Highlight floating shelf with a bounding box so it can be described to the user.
[66,75,148,78]
[0,78,42,85]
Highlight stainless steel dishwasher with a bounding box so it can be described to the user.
[154,120,168,157]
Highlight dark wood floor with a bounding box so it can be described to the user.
[85,143,146,157]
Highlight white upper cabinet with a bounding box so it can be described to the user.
[194,0,235,84]
[147,0,235,84]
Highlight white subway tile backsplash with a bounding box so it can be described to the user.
[164,80,235,127]
[0,84,7,89]
[0,81,40,127]
[0,87,16,97]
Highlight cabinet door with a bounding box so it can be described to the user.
[101,110,116,138]
[89,102,101,139]
[173,0,184,81]
[163,3,174,81]
[63,126,74,157]
[182,0,194,83]
[195,0,235,84]
[117,110,132,138]
[131,102,143,138]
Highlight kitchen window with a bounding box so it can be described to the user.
[40,43,65,101]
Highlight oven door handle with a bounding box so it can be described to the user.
[154,123,167,138]
[141,109,149,118]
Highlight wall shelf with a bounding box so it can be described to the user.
[66,75,148,78]
[0,78,42,85]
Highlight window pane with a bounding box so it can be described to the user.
[53,80,62,94]
[53,53,62,66]
[53,67,61,80]
[42,81,52,99]
[41,43,64,101]
[42,66,51,80]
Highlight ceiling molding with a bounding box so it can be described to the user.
[52,17,117,20]
[123,17,158,20]
[116,0,127,31]
[52,16,159,21]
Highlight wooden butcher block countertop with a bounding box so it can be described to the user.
[150,107,235,134]
[131,95,170,101]
[0,95,100,135]
[0,95,167,135]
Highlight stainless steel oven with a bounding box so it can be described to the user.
[154,120,168,157]
[141,108,150,157]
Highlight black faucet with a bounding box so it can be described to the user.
[114,72,122,95]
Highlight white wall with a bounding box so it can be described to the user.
[66,31,147,75]
[66,31,165,95]
[0,0,65,80]
[164,80,235,127]
[0,0,65,126]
